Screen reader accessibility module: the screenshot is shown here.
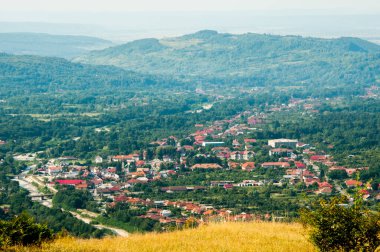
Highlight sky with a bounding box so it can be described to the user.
[2,0,380,13]
[0,0,379,42]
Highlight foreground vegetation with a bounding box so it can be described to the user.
[13,222,315,252]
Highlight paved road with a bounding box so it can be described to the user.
[69,211,129,237]
[14,176,129,237]
[15,178,53,208]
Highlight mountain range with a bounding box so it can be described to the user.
[75,30,380,88]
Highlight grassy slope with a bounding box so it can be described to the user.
[16,222,315,252]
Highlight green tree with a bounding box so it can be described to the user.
[300,194,380,251]
[0,212,53,248]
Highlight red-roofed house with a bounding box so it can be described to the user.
[295,162,306,169]
[345,180,363,187]
[55,179,85,186]
[136,160,146,167]
[261,162,290,168]
[310,155,329,162]
[106,167,117,173]
[244,139,257,144]
[241,162,255,171]
[48,166,62,176]
[318,182,333,189]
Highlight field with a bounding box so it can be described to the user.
[15,222,315,252]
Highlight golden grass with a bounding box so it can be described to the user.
[15,222,315,252]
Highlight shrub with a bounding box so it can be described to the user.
[300,195,380,251]
[0,212,53,248]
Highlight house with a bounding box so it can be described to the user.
[345,168,358,176]
[75,183,88,190]
[136,167,150,173]
[191,163,222,170]
[106,167,117,173]
[242,151,255,160]
[181,145,194,151]
[0,140,5,145]
[261,162,290,168]
[127,179,147,185]
[286,169,303,176]
[310,155,329,162]
[345,180,363,187]
[241,162,255,171]
[112,154,140,163]
[202,142,225,147]
[94,156,103,164]
[268,139,298,148]
[237,180,262,187]
[318,181,333,189]
[91,178,103,187]
[128,171,146,178]
[161,186,206,192]
[269,148,293,157]
[151,159,164,170]
[223,184,233,190]
[232,139,241,148]
[216,152,230,160]
[54,179,85,186]
[105,173,120,181]
[230,151,243,160]
[47,166,62,176]
[316,187,332,194]
[194,135,205,144]
[136,160,146,167]
[375,193,380,201]
[244,139,256,144]
[295,162,306,169]
[296,142,310,148]
[210,181,235,187]
[228,161,240,169]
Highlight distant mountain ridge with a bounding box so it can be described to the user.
[0,33,113,59]
[75,30,380,88]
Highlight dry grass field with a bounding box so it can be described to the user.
[14,221,315,252]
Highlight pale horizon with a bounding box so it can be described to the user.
[0,1,379,43]
[2,0,380,13]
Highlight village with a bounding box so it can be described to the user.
[12,98,376,231]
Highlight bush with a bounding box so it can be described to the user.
[328,170,348,180]
[300,195,380,251]
[0,212,53,248]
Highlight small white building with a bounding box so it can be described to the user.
[94,156,103,164]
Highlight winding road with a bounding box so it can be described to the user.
[13,175,129,237]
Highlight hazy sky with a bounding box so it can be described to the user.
[1,0,379,42]
[2,0,380,13]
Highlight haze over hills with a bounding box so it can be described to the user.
[0,33,113,59]
[76,30,380,88]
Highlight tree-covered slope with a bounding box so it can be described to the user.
[0,53,181,97]
[0,33,113,59]
[76,30,380,87]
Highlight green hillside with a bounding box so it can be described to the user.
[0,53,180,98]
[76,30,380,87]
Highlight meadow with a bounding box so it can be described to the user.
[14,221,315,252]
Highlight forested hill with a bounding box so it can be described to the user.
[76,30,380,87]
[0,33,113,59]
[0,53,184,97]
